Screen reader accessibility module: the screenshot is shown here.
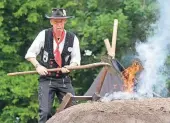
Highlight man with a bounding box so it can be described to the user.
[25,8,81,123]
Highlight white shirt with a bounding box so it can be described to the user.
[25,30,81,65]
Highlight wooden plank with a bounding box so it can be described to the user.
[111,19,118,59]
[104,38,111,53]
[96,68,108,94]
[73,96,92,101]
[103,19,118,58]
[56,93,73,113]
[104,39,114,58]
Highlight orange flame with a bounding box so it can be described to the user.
[122,60,143,93]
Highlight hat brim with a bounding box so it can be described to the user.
[45,14,74,19]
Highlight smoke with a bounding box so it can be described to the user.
[101,0,170,102]
[101,92,142,102]
[136,0,170,97]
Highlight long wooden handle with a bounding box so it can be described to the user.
[111,19,118,58]
[7,62,111,76]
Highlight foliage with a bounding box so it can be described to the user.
[0,0,158,122]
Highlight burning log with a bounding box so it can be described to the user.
[122,59,143,93]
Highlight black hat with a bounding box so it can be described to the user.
[45,8,74,19]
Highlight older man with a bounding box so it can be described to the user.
[25,8,81,123]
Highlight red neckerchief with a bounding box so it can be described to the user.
[53,30,65,67]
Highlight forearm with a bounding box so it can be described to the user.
[26,57,40,67]
[27,57,48,75]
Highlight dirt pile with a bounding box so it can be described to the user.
[47,98,170,123]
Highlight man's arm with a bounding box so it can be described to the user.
[70,35,81,66]
[27,57,48,75]
[25,30,48,75]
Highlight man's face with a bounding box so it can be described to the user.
[50,19,66,31]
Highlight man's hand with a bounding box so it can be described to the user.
[61,62,78,73]
[61,67,70,73]
[61,63,78,73]
[36,64,48,75]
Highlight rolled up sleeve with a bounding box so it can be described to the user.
[70,35,81,65]
[25,30,45,59]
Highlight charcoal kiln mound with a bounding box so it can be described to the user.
[47,98,170,123]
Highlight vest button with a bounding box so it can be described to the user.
[50,61,53,64]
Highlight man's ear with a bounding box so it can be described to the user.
[50,19,53,25]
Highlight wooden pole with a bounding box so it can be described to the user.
[104,38,111,53]
[111,19,118,59]
[104,19,118,58]
[56,93,73,113]
[95,68,108,94]
[7,62,111,76]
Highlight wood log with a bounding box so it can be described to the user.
[111,19,118,59]
[56,93,73,113]
[104,19,118,58]
[96,68,108,94]
[56,94,93,113]
[7,62,111,76]
[104,38,111,53]
[73,96,92,101]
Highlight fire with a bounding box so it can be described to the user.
[122,60,143,93]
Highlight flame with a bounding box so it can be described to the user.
[122,60,143,93]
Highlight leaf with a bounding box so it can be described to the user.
[27,12,40,23]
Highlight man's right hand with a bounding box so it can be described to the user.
[35,65,48,75]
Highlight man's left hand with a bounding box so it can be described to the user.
[61,63,78,73]
[61,67,70,73]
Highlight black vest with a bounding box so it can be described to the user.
[39,28,75,78]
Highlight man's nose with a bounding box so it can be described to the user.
[56,23,62,27]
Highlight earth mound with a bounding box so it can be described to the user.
[47,98,170,123]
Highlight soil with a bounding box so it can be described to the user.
[47,98,170,123]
